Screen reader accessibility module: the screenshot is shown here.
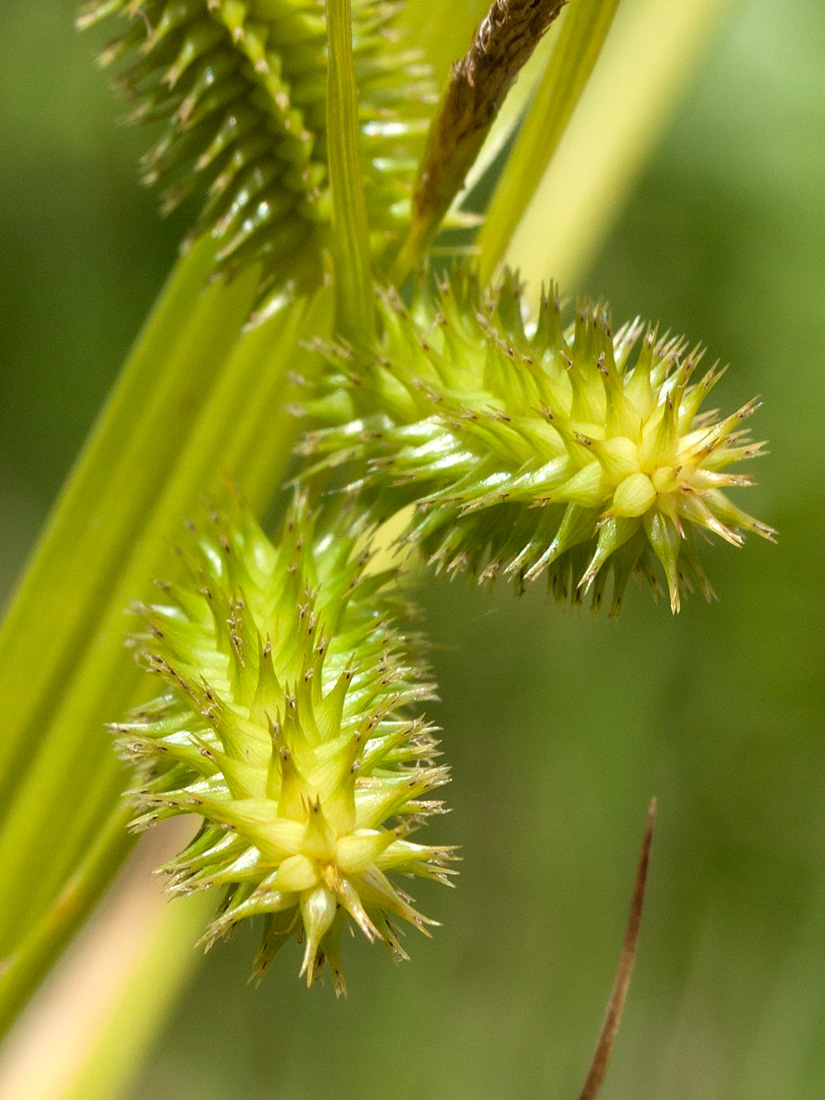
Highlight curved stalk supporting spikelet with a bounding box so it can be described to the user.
[299,268,775,613]
[78,0,434,307]
[113,493,454,992]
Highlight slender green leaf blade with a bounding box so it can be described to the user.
[0,237,259,804]
[506,0,732,294]
[0,285,332,1029]
[326,0,375,348]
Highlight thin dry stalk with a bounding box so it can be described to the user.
[578,797,657,1100]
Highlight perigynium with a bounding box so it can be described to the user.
[300,267,776,613]
[114,492,454,992]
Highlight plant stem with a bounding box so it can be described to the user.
[326,0,375,349]
[578,799,656,1100]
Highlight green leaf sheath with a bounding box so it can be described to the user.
[325,0,376,348]
[477,0,622,281]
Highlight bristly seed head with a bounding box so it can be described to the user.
[78,0,435,310]
[116,492,454,992]
[300,267,775,614]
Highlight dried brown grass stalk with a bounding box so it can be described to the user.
[398,0,566,270]
[578,797,657,1100]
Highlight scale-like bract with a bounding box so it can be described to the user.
[115,496,453,991]
[301,269,775,613]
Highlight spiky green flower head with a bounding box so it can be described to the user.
[115,493,454,992]
[78,0,433,305]
[300,268,775,613]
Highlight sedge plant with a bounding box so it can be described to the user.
[0,0,771,1093]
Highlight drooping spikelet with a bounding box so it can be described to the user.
[115,493,453,992]
[300,268,775,613]
[78,0,434,304]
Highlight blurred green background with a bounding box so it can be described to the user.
[1,0,824,1097]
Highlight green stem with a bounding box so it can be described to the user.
[224,290,335,500]
[326,0,375,349]
[477,0,622,282]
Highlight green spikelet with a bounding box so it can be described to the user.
[78,0,433,306]
[300,268,775,613]
[114,493,454,992]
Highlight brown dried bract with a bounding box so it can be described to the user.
[401,0,566,268]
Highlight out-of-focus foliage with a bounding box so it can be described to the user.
[1,1,824,1099]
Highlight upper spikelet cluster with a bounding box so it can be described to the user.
[115,494,453,992]
[300,268,775,613]
[79,0,433,303]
